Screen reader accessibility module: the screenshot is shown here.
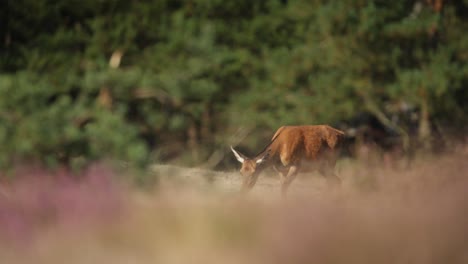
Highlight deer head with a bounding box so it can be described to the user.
[230,146,270,192]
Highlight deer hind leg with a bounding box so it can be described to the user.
[280,165,299,197]
[318,161,341,188]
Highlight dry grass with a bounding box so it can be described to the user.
[1,151,468,264]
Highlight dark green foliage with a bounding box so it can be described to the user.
[1,0,467,170]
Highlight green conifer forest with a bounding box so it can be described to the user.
[1,0,467,170]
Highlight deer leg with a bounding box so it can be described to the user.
[281,165,299,197]
[318,162,341,188]
[274,165,288,196]
[274,165,288,180]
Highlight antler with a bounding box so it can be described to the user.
[230,146,246,163]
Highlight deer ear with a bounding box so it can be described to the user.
[256,149,270,164]
[230,146,245,163]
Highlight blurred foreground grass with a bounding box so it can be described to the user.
[1,149,468,264]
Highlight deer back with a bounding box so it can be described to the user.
[265,125,344,166]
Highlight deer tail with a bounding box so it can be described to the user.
[325,126,345,149]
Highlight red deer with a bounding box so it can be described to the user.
[231,125,345,196]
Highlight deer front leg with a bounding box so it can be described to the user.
[280,165,299,197]
[274,165,288,180]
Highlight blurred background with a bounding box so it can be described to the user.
[1,0,467,171]
[2,2,468,263]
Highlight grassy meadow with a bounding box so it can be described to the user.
[1,147,468,264]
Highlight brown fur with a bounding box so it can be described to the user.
[231,125,345,195]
